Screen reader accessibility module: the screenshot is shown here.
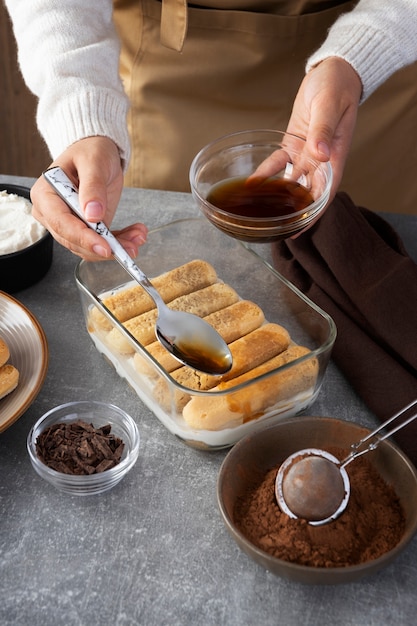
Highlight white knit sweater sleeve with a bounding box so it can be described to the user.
[6,0,417,161]
[307,0,417,102]
[5,0,131,169]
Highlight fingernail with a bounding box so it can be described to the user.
[132,233,147,245]
[92,244,109,258]
[125,247,137,258]
[85,201,104,221]
[318,141,330,159]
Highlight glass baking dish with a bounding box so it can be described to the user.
[75,217,336,450]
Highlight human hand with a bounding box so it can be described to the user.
[31,136,148,261]
[286,56,363,200]
[252,57,362,204]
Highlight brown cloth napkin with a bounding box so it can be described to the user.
[272,192,417,465]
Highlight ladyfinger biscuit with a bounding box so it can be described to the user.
[182,345,318,430]
[203,299,265,345]
[106,282,239,354]
[152,323,292,412]
[133,299,265,376]
[0,364,19,400]
[89,259,218,330]
[0,337,10,368]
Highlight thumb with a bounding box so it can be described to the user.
[305,96,359,191]
[79,175,108,223]
[304,105,338,164]
[84,198,106,222]
[72,137,124,223]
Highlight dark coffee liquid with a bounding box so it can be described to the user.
[171,340,232,375]
[206,176,314,219]
[157,330,232,375]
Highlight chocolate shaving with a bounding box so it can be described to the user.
[36,419,125,475]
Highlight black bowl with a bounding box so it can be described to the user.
[0,183,53,293]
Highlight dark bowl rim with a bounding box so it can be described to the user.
[0,230,53,260]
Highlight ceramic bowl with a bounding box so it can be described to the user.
[189,129,332,242]
[217,416,417,584]
[27,401,140,495]
[0,291,48,433]
[0,183,53,293]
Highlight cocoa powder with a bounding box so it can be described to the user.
[234,450,405,567]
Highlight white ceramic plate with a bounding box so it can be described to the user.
[0,291,48,432]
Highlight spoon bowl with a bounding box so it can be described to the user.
[155,305,233,375]
[43,167,233,375]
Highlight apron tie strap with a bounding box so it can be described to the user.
[161,0,188,52]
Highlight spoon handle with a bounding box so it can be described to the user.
[341,399,417,467]
[43,167,163,306]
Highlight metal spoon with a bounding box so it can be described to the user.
[43,166,233,375]
[275,399,417,526]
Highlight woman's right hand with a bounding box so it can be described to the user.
[31,136,147,261]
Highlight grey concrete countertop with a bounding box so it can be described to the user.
[1,174,417,626]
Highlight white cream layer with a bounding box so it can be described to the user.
[0,190,47,254]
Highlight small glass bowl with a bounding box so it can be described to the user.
[189,129,332,243]
[27,401,140,495]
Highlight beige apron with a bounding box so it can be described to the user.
[113,0,417,214]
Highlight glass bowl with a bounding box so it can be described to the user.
[217,416,417,584]
[189,129,332,242]
[75,217,336,450]
[27,401,140,495]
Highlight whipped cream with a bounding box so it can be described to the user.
[0,190,47,255]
